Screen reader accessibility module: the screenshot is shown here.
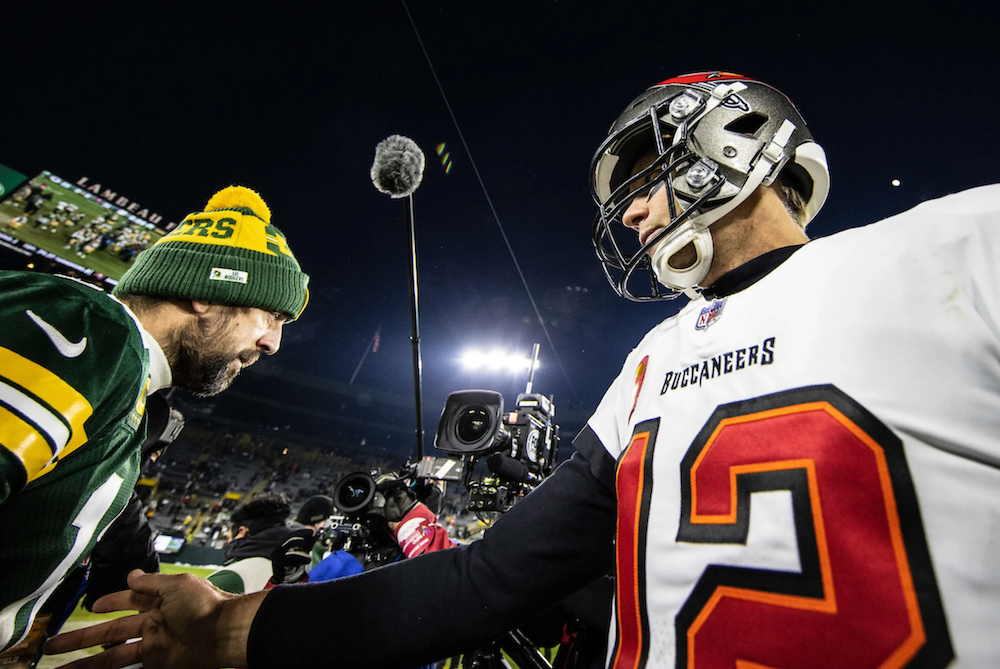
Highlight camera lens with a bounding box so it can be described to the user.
[340,483,367,506]
[333,472,376,513]
[457,406,491,443]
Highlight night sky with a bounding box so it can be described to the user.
[3,3,998,464]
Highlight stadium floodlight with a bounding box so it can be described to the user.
[486,349,506,371]
[459,348,540,374]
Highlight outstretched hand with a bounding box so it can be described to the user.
[44,570,262,669]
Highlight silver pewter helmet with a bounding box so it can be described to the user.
[590,72,829,301]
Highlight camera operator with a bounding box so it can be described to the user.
[308,474,454,583]
[376,474,454,560]
[292,494,335,571]
[292,493,365,580]
[207,492,316,595]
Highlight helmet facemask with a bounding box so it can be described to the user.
[590,73,830,302]
[591,107,725,301]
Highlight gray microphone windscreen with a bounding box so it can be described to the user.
[371,135,425,199]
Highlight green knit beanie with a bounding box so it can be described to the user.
[114,186,309,320]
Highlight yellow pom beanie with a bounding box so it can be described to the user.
[114,186,309,320]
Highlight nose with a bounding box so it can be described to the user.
[622,196,649,232]
[257,321,283,355]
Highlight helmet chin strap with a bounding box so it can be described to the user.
[649,118,797,297]
[649,224,714,295]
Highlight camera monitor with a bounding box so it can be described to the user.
[152,535,186,555]
[415,455,465,482]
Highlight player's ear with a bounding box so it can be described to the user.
[191,300,213,315]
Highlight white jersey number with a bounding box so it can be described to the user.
[0,474,124,650]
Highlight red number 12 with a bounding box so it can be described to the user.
[614,385,953,669]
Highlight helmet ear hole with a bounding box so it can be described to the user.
[777,162,813,203]
[724,113,768,137]
[791,141,830,225]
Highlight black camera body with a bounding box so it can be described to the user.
[435,390,559,514]
[502,393,558,478]
[323,383,558,561]
[326,458,465,568]
[324,471,386,566]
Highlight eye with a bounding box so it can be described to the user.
[631,167,660,193]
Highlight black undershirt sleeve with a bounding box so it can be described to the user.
[248,441,618,668]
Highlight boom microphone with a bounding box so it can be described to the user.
[370,135,426,199]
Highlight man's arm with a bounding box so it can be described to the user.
[249,449,617,668]
[45,448,618,669]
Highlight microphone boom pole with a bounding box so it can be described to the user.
[370,135,427,462]
[405,192,424,461]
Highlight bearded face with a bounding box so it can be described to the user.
[167,307,262,397]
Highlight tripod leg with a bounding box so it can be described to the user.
[499,629,552,669]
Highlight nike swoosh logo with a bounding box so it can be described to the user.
[26,310,88,358]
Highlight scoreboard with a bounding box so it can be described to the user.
[0,169,173,290]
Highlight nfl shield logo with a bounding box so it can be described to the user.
[695,299,726,330]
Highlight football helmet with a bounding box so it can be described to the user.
[590,72,829,301]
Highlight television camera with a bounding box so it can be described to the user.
[321,464,457,569]
[325,345,559,561]
[429,352,562,668]
[436,342,559,520]
[435,388,558,518]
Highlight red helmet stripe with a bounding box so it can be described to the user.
[655,71,749,87]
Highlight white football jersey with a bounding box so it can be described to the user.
[587,185,1000,668]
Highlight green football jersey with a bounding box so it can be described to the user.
[0,272,153,651]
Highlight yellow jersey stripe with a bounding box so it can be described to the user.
[0,405,55,481]
[0,347,92,462]
[0,380,68,453]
